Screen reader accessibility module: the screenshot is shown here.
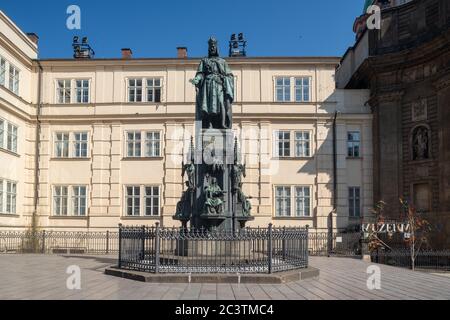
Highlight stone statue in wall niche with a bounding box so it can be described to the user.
[413,126,430,160]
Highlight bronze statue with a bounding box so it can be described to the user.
[181,162,195,190]
[190,37,234,129]
[204,177,224,214]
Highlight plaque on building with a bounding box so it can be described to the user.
[411,98,427,122]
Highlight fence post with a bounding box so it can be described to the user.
[305,225,310,267]
[106,230,110,255]
[141,225,146,261]
[118,224,122,269]
[268,223,273,274]
[41,230,46,254]
[155,222,160,273]
[282,226,286,261]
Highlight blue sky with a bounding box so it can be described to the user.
[1,0,364,59]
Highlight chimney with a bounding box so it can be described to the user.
[121,48,133,59]
[177,47,188,59]
[26,33,39,45]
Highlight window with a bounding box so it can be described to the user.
[146,132,161,157]
[72,186,87,216]
[53,186,68,216]
[275,186,291,217]
[295,186,311,217]
[125,185,161,217]
[295,77,310,102]
[347,131,361,158]
[125,131,162,158]
[0,119,4,149]
[0,57,5,86]
[275,131,290,157]
[53,185,87,216]
[6,181,17,214]
[8,65,19,95]
[349,187,361,217]
[0,179,2,213]
[55,133,70,158]
[295,131,311,157]
[75,80,89,103]
[0,180,17,214]
[128,79,143,102]
[147,78,162,103]
[73,132,88,158]
[276,77,290,102]
[145,186,160,216]
[126,132,142,157]
[0,119,18,153]
[126,186,140,216]
[57,80,71,104]
[6,123,18,153]
[54,132,89,158]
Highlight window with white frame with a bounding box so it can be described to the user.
[57,80,71,104]
[54,133,70,158]
[53,186,68,216]
[0,119,18,154]
[73,132,88,158]
[125,185,161,217]
[295,131,311,157]
[6,123,18,153]
[0,56,21,95]
[146,78,162,103]
[275,131,290,157]
[128,79,143,102]
[126,131,142,157]
[0,119,4,149]
[144,186,160,216]
[75,80,89,103]
[0,57,5,86]
[72,186,87,216]
[0,179,2,213]
[275,185,312,217]
[145,132,161,157]
[53,185,87,216]
[295,77,310,102]
[275,76,311,102]
[349,187,361,217]
[275,77,291,102]
[0,179,17,214]
[54,132,89,158]
[126,186,141,216]
[347,131,361,158]
[295,186,311,217]
[275,186,291,217]
[9,65,19,95]
[126,131,161,158]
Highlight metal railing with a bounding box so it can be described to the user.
[0,230,118,254]
[308,231,362,257]
[371,249,450,271]
[118,224,309,274]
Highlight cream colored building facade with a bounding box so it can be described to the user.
[0,11,372,232]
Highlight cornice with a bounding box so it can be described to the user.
[367,90,405,108]
[34,57,341,69]
[0,32,34,68]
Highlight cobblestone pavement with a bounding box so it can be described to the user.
[0,254,449,300]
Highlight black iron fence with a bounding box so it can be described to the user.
[0,230,119,254]
[118,224,309,274]
[308,231,362,257]
[371,249,450,271]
